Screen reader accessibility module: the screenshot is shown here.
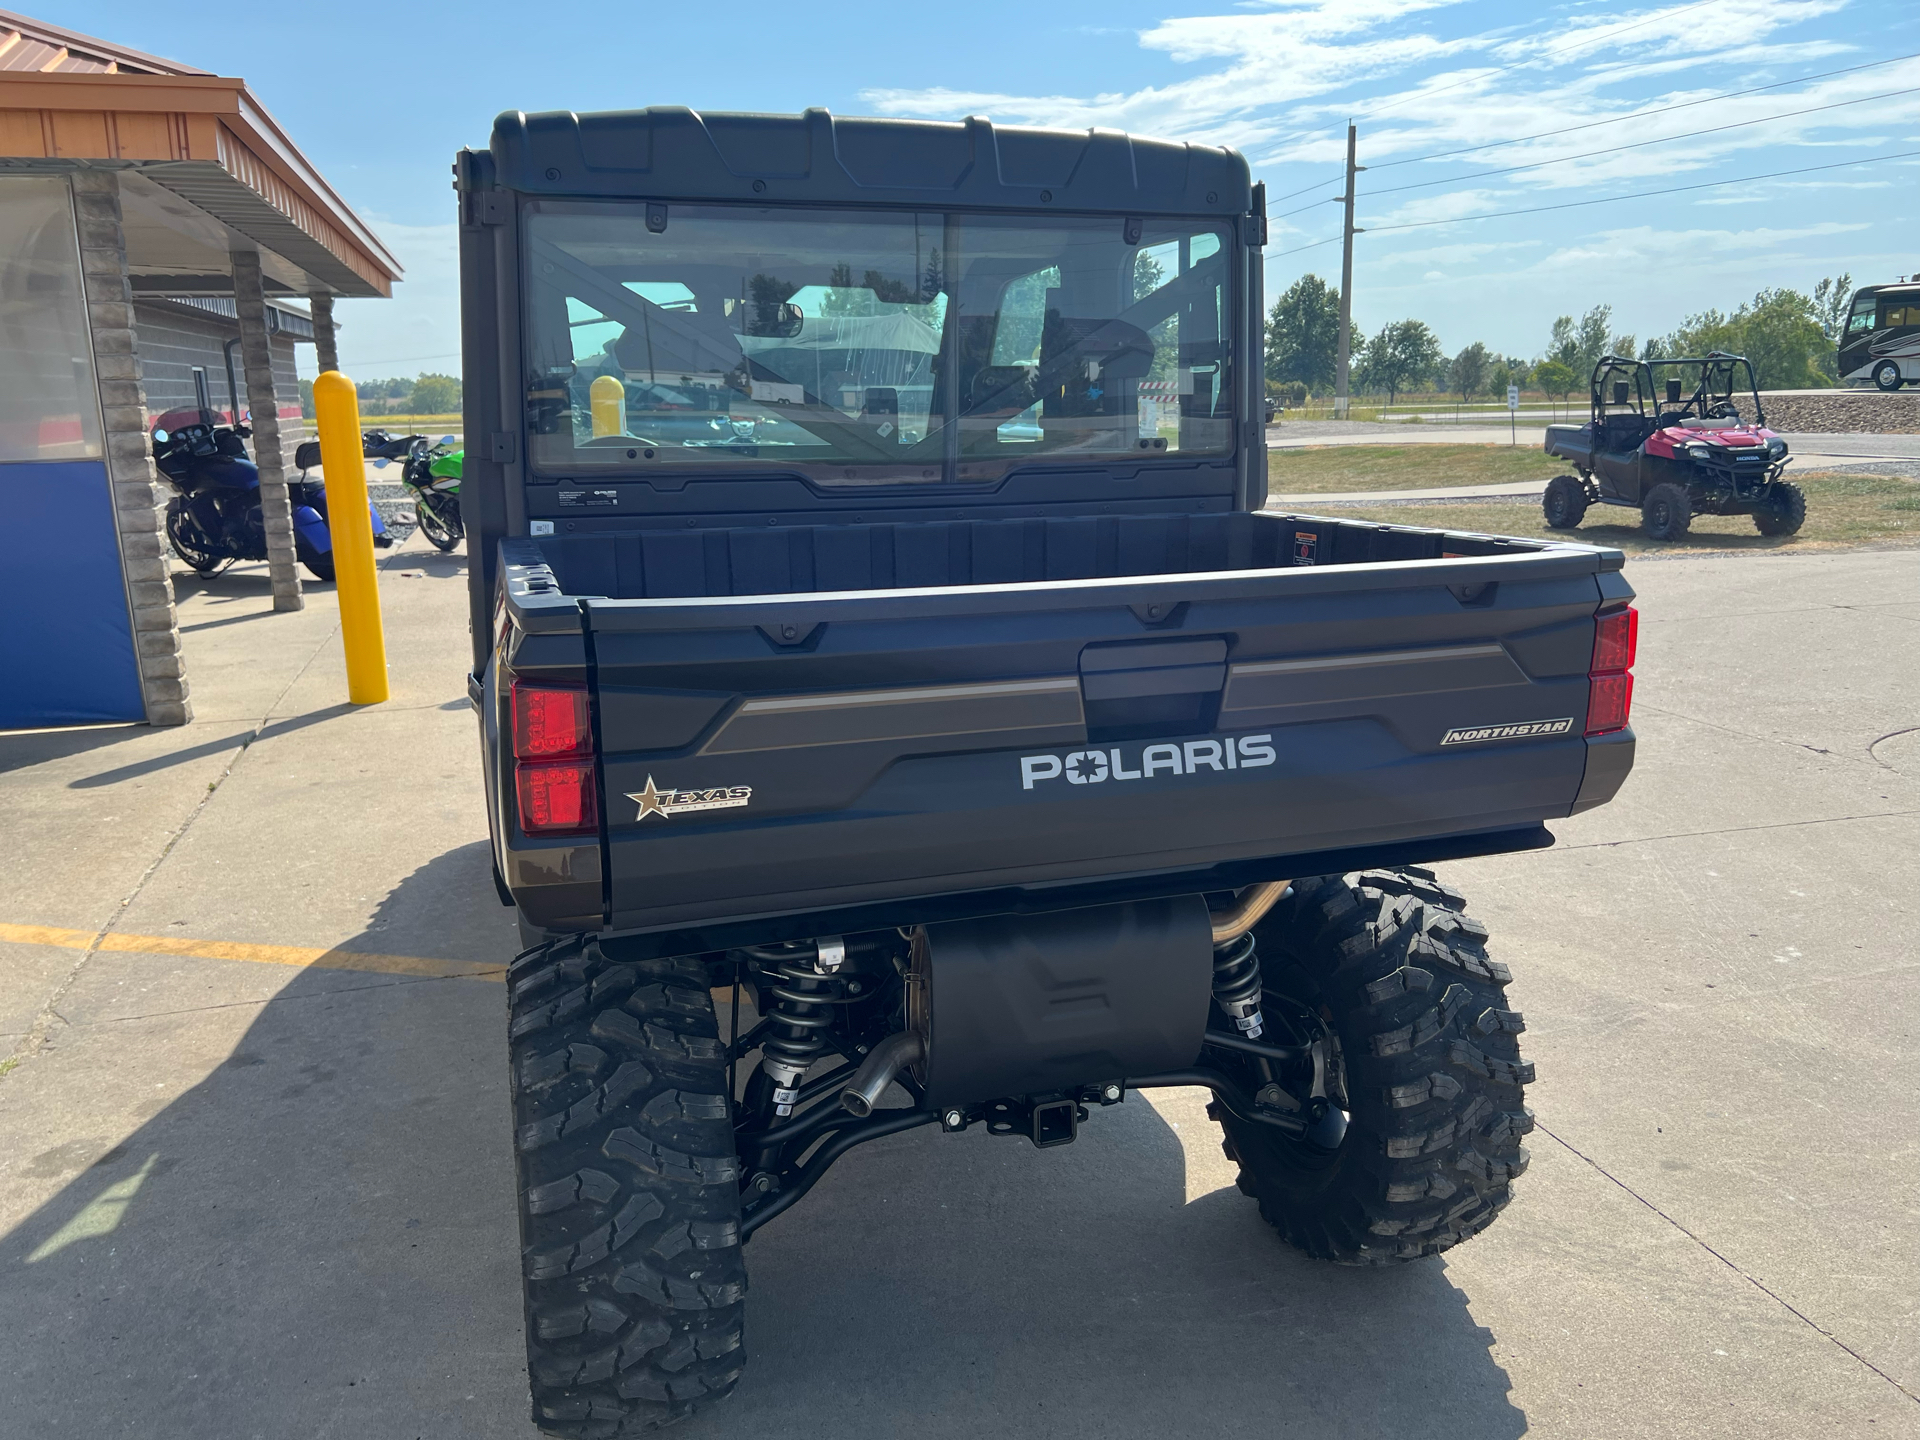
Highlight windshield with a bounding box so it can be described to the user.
[523,202,1235,483]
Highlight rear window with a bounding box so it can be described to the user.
[522,201,1235,485]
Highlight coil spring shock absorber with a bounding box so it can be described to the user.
[754,942,846,1118]
[1210,931,1266,1040]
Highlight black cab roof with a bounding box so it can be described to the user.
[474,107,1252,217]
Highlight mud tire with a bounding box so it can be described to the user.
[508,937,745,1436]
[1753,481,1806,537]
[1641,482,1692,541]
[1542,474,1590,529]
[1216,869,1534,1265]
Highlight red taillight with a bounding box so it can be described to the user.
[516,760,598,834]
[1586,604,1638,736]
[512,682,590,759]
[1591,606,1638,674]
[1586,672,1634,736]
[511,682,597,834]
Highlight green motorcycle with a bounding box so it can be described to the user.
[366,430,464,552]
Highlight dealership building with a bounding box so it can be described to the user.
[0,9,400,727]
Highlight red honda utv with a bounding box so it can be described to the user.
[1542,353,1804,541]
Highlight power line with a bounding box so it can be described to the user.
[334,350,462,370]
[1356,148,1920,236]
[1356,0,1727,122]
[1270,235,1341,258]
[1358,85,1920,199]
[1261,32,1917,208]
[1366,49,1920,173]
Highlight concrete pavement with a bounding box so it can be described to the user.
[0,537,1914,1438]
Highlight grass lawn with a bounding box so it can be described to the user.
[1267,444,1556,493]
[1277,472,1920,556]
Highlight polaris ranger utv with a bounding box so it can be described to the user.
[457,108,1639,1435]
[1542,353,1804,541]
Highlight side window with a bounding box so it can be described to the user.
[1881,304,1917,329]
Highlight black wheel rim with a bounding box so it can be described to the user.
[416,496,456,548]
[166,506,222,571]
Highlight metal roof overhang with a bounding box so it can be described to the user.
[0,71,400,298]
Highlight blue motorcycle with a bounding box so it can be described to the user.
[155,405,388,583]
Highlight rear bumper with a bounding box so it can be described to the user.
[571,821,1559,960]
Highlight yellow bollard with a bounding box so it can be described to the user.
[312,371,389,704]
[590,374,626,438]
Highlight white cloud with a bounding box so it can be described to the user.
[865,0,1912,206]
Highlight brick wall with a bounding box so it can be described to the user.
[133,301,311,471]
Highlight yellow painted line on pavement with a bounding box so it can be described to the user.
[0,921,504,983]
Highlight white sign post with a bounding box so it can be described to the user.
[1507,383,1520,446]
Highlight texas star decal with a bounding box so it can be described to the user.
[627,775,752,821]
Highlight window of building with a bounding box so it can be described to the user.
[0,176,103,464]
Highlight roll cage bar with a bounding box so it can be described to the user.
[1588,352,1765,429]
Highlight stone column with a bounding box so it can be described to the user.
[310,291,339,373]
[70,170,192,726]
[233,249,303,610]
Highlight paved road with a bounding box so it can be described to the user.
[0,540,1915,1438]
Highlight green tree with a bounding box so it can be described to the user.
[1493,357,1532,394]
[1354,319,1442,404]
[1534,359,1577,401]
[1447,341,1490,403]
[821,263,865,316]
[1811,273,1853,381]
[1654,288,1833,390]
[1265,274,1341,393]
[297,377,315,419]
[408,373,461,414]
[1547,305,1613,384]
[1811,273,1854,342]
[1133,249,1166,303]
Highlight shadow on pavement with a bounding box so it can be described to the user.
[0,722,183,775]
[1,840,1523,1439]
[170,566,335,602]
[64,705,358,789]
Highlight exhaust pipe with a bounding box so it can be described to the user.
[1209,880,1290,946]
[840,1031,925,1117]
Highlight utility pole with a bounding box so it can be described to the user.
[1333,123,1364,419]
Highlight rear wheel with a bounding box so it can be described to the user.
[1542,474,1589,529]
[509,937,746,1436]
[416,490,463,551]
[1641,482,1692,541]
[1753,481,1806,537]
[1215,869,1533,1264]
[1874,360,1904,392]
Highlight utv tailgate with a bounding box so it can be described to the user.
[541,542,1627,934]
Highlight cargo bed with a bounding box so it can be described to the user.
[487,510,1634,943]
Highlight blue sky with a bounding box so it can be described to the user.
[52,0,1919,377]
